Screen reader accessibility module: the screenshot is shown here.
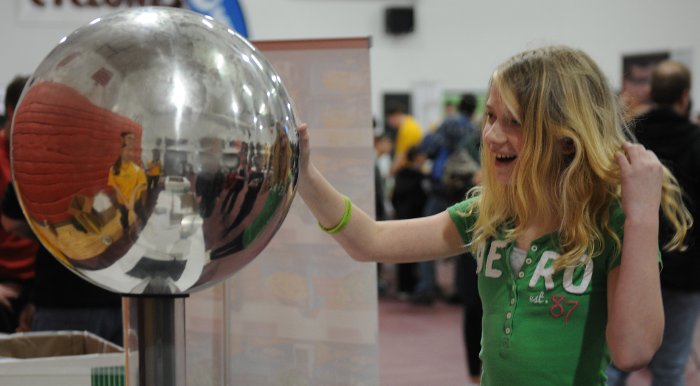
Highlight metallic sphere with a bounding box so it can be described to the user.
[11,7,299,295]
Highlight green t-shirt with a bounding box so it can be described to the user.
[448,198,626,386]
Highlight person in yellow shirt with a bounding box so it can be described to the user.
[146,148,162,201]
[108,132,147,235]
[386,104,424,175]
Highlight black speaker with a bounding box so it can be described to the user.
[385,7,414,35]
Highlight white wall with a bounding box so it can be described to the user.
[3,0,700,126]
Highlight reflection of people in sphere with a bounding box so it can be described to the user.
[108,132,147,235]
[269,124,293,187]
[146,148,162,201]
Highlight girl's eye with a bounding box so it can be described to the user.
[510,119,521,127]
[485,112,495,122]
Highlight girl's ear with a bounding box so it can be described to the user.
[561,138,575,155]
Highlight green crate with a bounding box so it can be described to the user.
[91,365,125,386]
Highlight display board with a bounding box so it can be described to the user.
[185,37,377,386]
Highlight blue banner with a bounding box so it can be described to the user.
[183,0,248,38]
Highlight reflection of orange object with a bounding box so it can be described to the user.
[12,81,143,224]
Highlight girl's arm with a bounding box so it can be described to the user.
[297,124,466,263]
[606,142,664,371]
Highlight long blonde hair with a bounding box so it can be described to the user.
[467,45,691,269]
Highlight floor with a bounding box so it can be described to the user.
[378,297,700,386]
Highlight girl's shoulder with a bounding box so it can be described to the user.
[446,196,480,238]
[447,196,479,215]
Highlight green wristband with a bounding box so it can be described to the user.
[318,195,352,234]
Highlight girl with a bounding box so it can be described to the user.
[108,131,147,235]
[296,45,691,385]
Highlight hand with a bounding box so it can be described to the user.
[615,142,663,221]
[0,283,20,310]
[16,303,34,332]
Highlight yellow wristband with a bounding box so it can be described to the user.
[318,195,352,234]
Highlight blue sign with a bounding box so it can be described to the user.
[183,0,249,38]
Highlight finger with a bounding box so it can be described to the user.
[297,123,308,137]
[646,149,660,163]
[627,146,660,169]
[0,297,11,310]
[297,124,309,145]
[621,142,647,159]
[615,151,630,173]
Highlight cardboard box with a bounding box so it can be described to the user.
[94,205,118,227]
[68,194,118,232]
[68,195,94,216]
[0,331,125,386]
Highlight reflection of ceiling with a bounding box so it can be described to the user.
[91,67,112,86]
[93,29,177,76]
[32,9,291,166]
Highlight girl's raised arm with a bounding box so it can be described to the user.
[296,124,467,263]
[606,142,665,371]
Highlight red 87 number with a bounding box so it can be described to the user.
[550,295,579,323]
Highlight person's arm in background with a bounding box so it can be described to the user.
[297,124,466,263]
[389,121,409,176]
[1,215,33,239]
[0,183,34,312]
[389,150,407,177]
[0,283,20,310]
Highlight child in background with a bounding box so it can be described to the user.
[391,145,427,296]
[295,45,692,385]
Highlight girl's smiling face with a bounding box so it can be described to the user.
[482,87,524,185]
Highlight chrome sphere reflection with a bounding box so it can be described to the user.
[11,7,299,295]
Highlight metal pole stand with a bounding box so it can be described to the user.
[124,296,188,386]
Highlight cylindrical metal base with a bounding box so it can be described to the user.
[124,296,187,386]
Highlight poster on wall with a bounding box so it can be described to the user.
[621,52,669,120]
[18,0,182,23]
[621,48,692,120]
[18,0,248,36]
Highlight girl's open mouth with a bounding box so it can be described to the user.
[495,154,517,165]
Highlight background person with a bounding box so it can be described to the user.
[0,75,38,333]
[607,60,700,386]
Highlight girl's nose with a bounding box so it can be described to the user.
[483,123,505,146]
